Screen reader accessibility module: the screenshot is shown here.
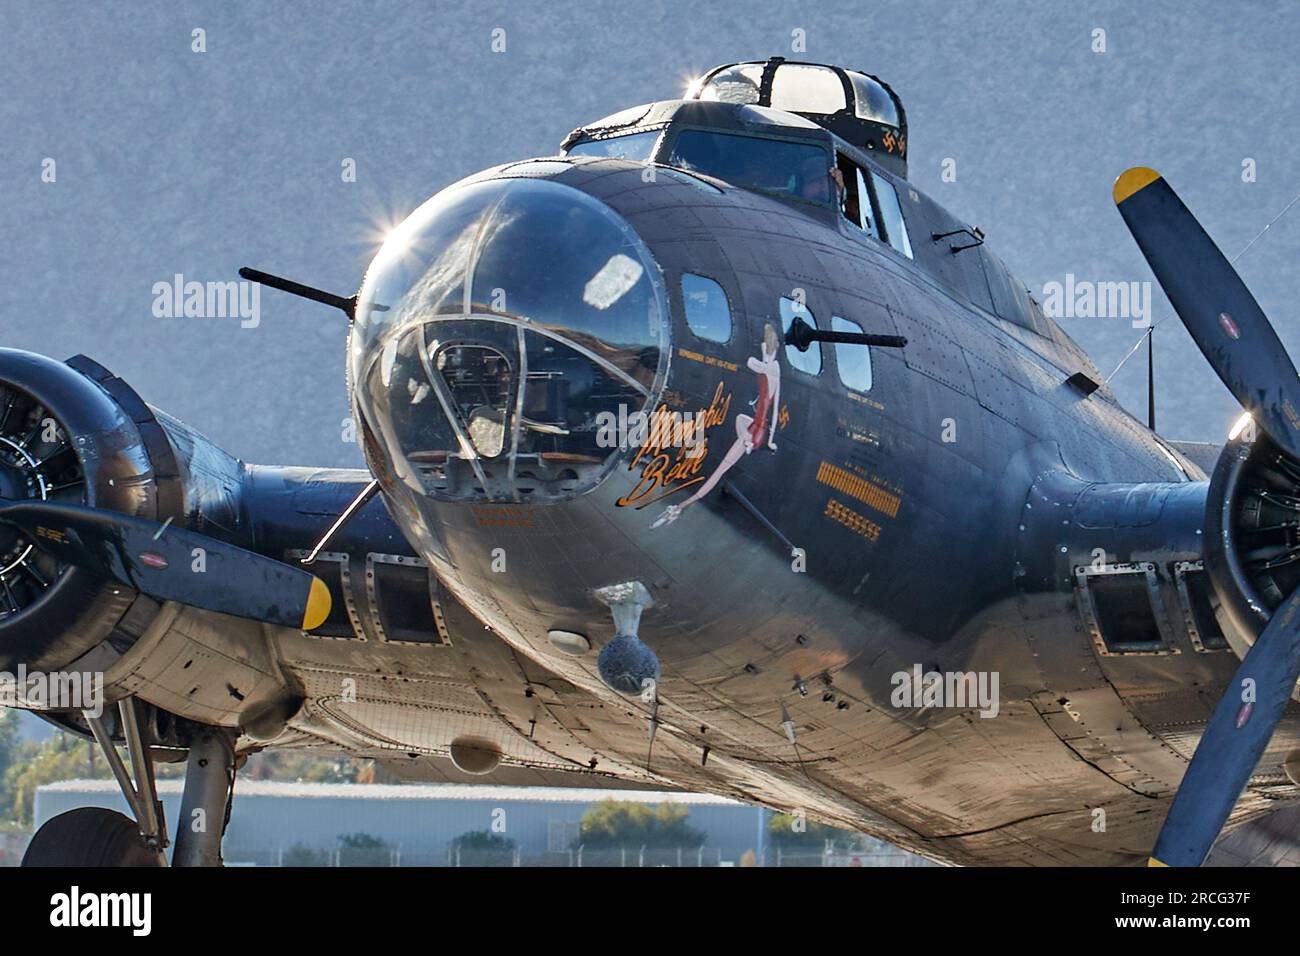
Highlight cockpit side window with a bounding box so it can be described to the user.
[668,129,834,205]
[681,273,733,343]
[835,153,879,239]
[779,297,822,375]
[566,130,661,161]
[848,73,901,127]
[870,170,913,259]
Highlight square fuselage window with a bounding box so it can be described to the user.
[681,273,733,343]
[832,316,873,391]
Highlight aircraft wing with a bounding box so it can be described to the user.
[1166,440,1222,476]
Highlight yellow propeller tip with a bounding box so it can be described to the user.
[1114,167,1162,205]
[1146,856,1169,867]
[302,576,332,631]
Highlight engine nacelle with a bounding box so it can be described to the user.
[0,348,241,677]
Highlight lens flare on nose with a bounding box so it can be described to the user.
[350,176,669,503]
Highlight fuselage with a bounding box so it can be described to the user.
[334,95,1300,863]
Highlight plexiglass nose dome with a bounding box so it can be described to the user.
[351,176,669,502]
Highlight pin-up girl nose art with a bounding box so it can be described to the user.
[652,323,782,528]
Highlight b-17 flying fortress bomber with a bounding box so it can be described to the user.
[5,58,1300,869]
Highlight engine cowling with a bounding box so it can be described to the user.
[0,348,240,676]
[1204,428,1300,661]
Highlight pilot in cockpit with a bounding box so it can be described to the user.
[794,154,842,204]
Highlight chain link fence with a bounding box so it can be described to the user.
[221,843,932,867]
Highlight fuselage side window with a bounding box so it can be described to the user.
[681,273,733,343]
[832,316,873,391]
[566,130,661,161]
[779,297,822,375]
[871,170,914,259]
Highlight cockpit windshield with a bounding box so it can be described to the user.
[769,63,847,114]
[667,130,834,204]
[565,130,660,161]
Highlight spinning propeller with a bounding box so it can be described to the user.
[1114,166,1300,866]
[0,497,331,631]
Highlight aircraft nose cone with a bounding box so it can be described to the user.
[350,174,669,502]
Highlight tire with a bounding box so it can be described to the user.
[22,807,163,867]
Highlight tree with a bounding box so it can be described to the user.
[336,832,390,866]
[575,799,705,849]
[338,832,387,849]
[241,750,375,783]
[0,719,186,826]
[4,732,113,825]
[450,830,515,852]
[767,811,864,849]
[283,842,329,866]
[0,710,29,821]
[0,716,382,828]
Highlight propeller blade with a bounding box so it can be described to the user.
[1113,167,1300,458]
[0,498,331,631]
[1150,586,1300,866]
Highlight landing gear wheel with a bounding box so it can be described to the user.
[22,807,163,867]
